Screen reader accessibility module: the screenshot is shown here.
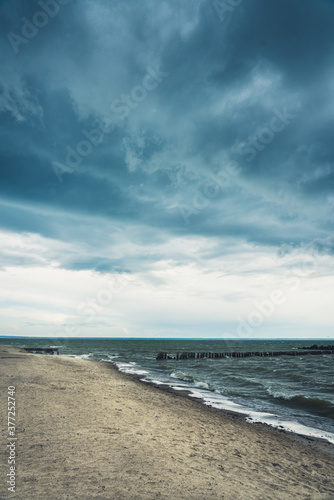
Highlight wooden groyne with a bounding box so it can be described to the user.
[299,344,334,351]
[23,347,59,355]
[156,348,334,361]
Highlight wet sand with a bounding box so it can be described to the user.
[0,346,334,499]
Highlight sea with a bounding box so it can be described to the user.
[1,337,334,444]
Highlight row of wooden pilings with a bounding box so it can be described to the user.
[156,349,334,360]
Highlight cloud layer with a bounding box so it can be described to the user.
[1,0,334,338]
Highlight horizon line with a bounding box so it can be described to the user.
[0,336,333,340]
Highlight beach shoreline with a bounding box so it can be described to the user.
[118,366,334,452]
[1,346,334,499]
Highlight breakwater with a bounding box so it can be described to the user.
[156,347,334,360]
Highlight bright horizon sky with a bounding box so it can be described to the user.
[1,0,334,339]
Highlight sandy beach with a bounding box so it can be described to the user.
[0,346,333,499]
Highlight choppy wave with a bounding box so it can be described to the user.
[267,391,334,417]
[170,371,213,391]
[171,371,194,382]
[228,374,264,387]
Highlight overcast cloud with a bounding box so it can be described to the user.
[1,0,334,338]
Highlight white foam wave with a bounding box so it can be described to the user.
[184,387,334,445]
[67,353,94,360]
[246,414,334,445]
[195,381,210,390]
[115,362,148,376]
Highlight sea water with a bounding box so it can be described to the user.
[2,337,334,444]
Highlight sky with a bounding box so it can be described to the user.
[1,0,334,339]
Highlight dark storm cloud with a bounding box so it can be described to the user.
[1,0,334,271]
